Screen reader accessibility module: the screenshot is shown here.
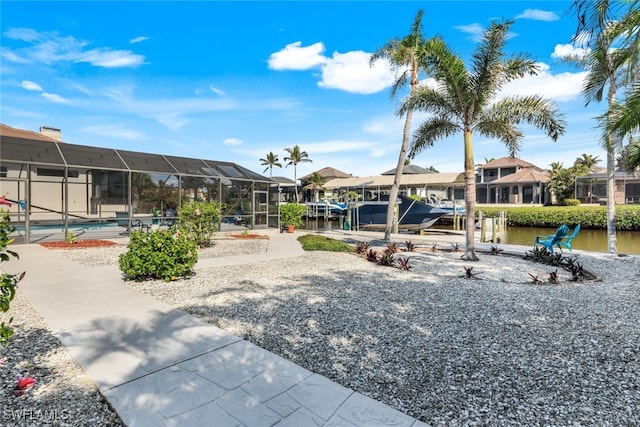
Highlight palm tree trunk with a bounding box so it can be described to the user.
[384,109,414,240]
[606,70,618,254]
[462,129,478,261]
[294,166,299,203]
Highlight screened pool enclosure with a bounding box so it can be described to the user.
[0,132,280,243]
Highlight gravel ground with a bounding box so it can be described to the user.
[3,237,640,425]
[0,292,124,427]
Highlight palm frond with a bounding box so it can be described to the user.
[473,119,524,156]
[408,117,461,158]
[399,85,460,120]
[486,95,567,142]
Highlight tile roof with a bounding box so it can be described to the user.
[300,167,352,180]
[0,123,59,142]
[490,168,550,184]
[477,156,537,170]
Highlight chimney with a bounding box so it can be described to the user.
[40,126,62,141]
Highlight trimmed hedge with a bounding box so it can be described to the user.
[476,205,640,230]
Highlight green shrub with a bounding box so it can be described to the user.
[119,229,198,281]
[297,234,353,252]
[0,212,25,347]
[477,205,640,230]
[178,201,221,247]
[280,203,307,228]
[565,199,581,206]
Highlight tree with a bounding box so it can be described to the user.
[570,0,639,253]
[259,151,282,178]
[370,9,428,240]
[574,153,601,174]
[403,20,566,261]
[283,145,312,202]
[303,172,327,202]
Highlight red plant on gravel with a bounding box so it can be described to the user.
[15,376,36,396]
[40,239,117,249]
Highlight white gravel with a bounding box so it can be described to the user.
[4,237,640,425]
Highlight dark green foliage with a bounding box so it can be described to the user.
[297,234,353,252]
[548,270,560,284]
[355,241,370,255]
[524,247,586,282]
[404,240,416,252]
[119,229,198,281]
[0,212,25,346]
[478,205,640,231]
[378,251,396,267]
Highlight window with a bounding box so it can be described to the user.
[0,167,6,178]
[36,168,79,178]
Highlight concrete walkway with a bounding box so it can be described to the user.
[5,229,428,427]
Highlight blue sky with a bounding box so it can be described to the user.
[1,1,608,180]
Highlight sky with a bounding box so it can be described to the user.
[1,1,610,181]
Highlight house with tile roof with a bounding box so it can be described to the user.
[475,157,550,204]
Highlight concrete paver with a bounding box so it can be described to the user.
[5,229,428,426]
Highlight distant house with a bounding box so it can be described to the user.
[299,167,352,202]
[271,176,297,202]
[476,157,550,204]
[575,169,640,204]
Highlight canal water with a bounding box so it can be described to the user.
[500,226,640,255]
[305,219,640,255]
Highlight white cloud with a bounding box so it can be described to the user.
[41,92,69,104]
[209,85,226,96]
[454,23,485,42]
[129,36,149,44]
[74,48,144,68]
[21,80,43,91]
[298,139,376,154]
[516,9,560,22]
[268,41,326,70]
[81,124,146,140]
[551,43,590,60]
[498,62,586,103]
[224,138,243,146]
[2,28,145,68]
[318,50,395,94]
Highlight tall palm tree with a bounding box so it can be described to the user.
[259,151,282,178]
[402,20,566,260]
[370,9,427,240]
[283,145,312,202]
[570,0,639,253]
[303,172,327,202]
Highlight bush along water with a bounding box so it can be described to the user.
[478,205,640,230]
[119,229,198,282]
[0,212,25,346]
[178,201,222,247]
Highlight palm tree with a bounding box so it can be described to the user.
[283,145,312,202]
[259,151,282,178]
[574,153,601,173]
[402,20,566,261]
[303,172,327,202]
[570,0,639,253]
[370,9,428,240]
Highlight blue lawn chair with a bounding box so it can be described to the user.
[533,224,569,253]
[559,224,581,252]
